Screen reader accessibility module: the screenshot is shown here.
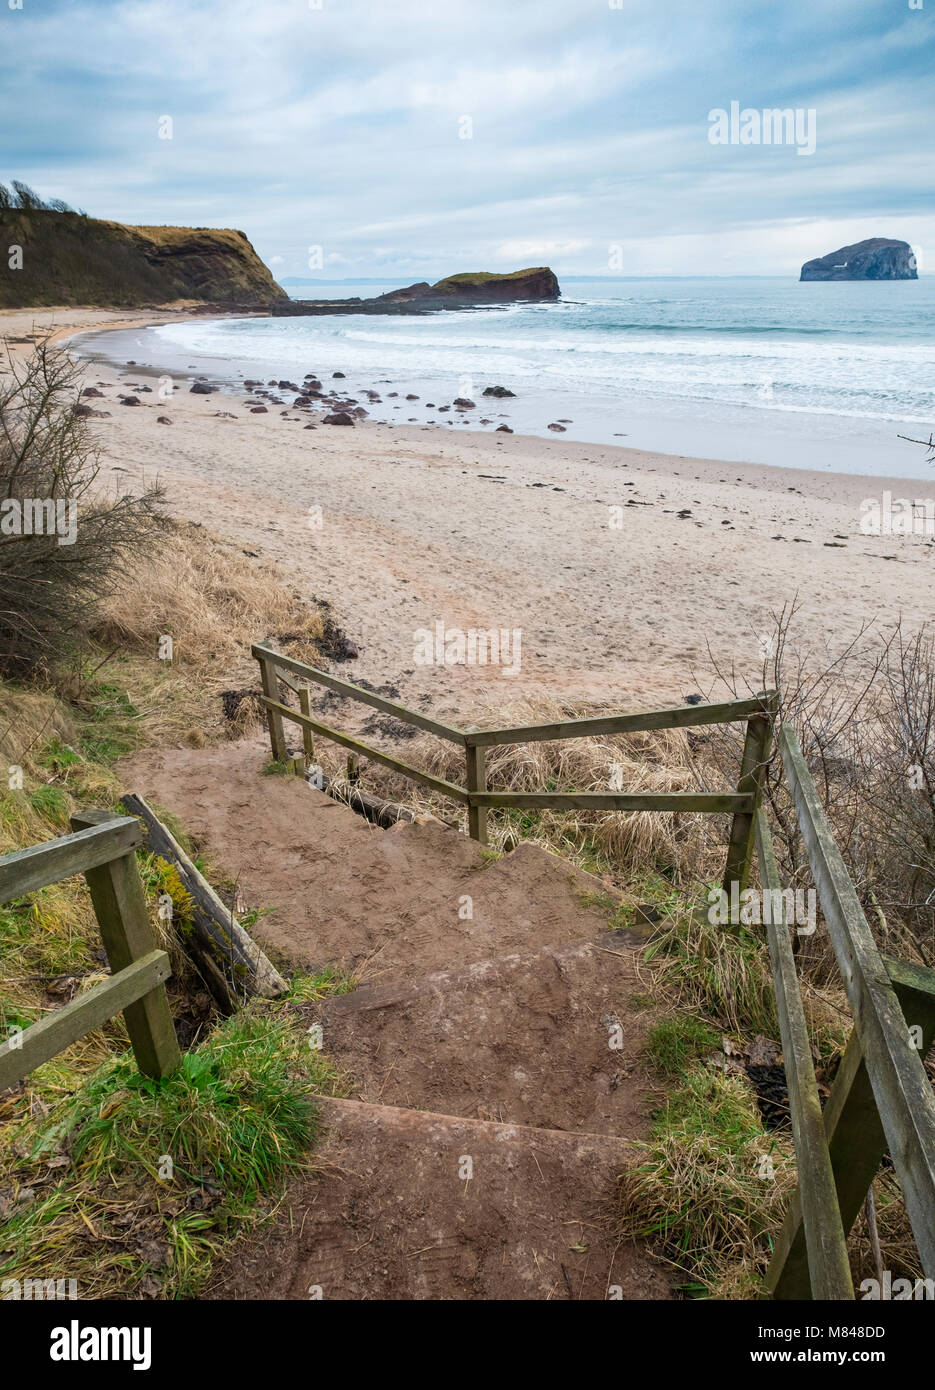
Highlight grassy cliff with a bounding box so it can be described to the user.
[0,209,287,308]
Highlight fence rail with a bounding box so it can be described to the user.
[253,641,935,1299]
[0,811,181,1091]
[253,641,773,861]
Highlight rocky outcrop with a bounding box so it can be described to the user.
[800,238,917,281]
[0,208,287,308]
[272,267,561,316]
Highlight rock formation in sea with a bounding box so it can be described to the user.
[799,238,917,281]
[272,267,561,316]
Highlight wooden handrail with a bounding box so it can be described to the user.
[777,724,935,1280]
[0,816,141,902]
[0,950,172,1091]
[252,644,467,745]
[261,697,472,805]
[464,692,779,747]
[464,790,753,812]
[0,812,181,1087]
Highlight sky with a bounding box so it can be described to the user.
[2,0,933,281]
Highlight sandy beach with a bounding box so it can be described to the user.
[4,305,932,719]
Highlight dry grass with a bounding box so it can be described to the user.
[88,519,323,744]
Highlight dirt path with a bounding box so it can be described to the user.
[121,738,674,1300]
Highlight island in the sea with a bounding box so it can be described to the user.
[271,267,561,315]
[800,237,917,281]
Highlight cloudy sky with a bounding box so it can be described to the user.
[3,0,932,280]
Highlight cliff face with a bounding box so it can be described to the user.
[0,210,287,308]
[272,266,562,316]
[800,238,918,281]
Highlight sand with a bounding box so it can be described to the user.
[3,305,932,720]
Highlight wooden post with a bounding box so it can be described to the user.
[298,687,316,767]
[769,955,935,1298]
[723,711,772,918]
[71,811,181,1080]
[346,753,360,785]
[259,655,288,764]
[465,737,487,845]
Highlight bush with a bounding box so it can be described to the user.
[0,344,166,676]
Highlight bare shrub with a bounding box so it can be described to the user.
[0,344,166,677]
[699,599,934,970]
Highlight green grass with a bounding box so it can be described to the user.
[646,1016,722,1077]
[288,966,356,1001]
[28,785,70,826]
[433,267,550,288]
[1,1006,346,1298]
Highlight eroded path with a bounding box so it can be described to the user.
[121,738,673,1300]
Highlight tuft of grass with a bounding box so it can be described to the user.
[288,966,357,1001]
[0,1006,346,1299]
[646,1016,722,1077]
[28,785,70,826]
[644,891,778,1036]
[614,1065,794,1297]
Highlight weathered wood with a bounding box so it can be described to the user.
[769,954,935,1298]
[0,951,171,1092]
[298,687,317,766]
[253,644,467,745]
[465,741,488,844]
[723,713,773,909]
[0,818,141,904]
[465,791,754,812]
[71,811,181,1080]
[262,697,472,805]
[463,692,779,748]
[258,655,288,764]
[346,753,360,785]
[754,809,853,1300]
[120,794,288,1001]
[777,724,935,1278]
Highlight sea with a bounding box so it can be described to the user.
[72,277,935,480]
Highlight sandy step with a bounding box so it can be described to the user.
[206,1098,673,1301]
[119,740,625,978]
[316,940,656,1134]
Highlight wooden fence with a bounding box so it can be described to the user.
[254,642,935,1299]
[0,810,181,1091]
